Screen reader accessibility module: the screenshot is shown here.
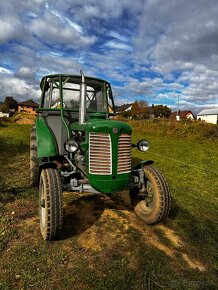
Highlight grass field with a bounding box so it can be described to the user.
[0,118,217,289]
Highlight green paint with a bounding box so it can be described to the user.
[89,175,130,194]
[37,74,134,194]
[36,117,58,158]
[84,118,132,194]
[59,75,70,139]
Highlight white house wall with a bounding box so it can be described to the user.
[197,115,218,124]
[125,106,132,111]
[186,112,195,120]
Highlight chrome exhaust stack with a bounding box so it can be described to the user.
[79,70,86,124]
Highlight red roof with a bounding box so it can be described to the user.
[170,110,194,120]
[18,99,39,107]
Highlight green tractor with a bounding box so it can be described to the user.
[30,72,171,240]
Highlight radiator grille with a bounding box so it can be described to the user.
[89,133,112,175]
[117,134,131,174]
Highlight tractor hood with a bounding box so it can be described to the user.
[70,117,132,136]
[71,118,132,194]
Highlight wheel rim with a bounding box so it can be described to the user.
[143,180,156,211]
[39,180,46,230]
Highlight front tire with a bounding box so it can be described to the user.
[130,165,171,225]
[39,168,63,240]
[30,125,38,186]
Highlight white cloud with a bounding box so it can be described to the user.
[31,12,96,48]
[0,0,218,113]
[0,17,26,44]
[108,31,130,43]
[15,67,36,79]
[0,67,13,75]
[49,8,83,34]
[105,41,132,51]
[0,77,40,102]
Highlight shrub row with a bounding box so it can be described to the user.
[118,118,218,139]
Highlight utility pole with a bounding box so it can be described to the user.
[176,94,180,121]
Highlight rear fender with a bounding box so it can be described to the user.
[36,117,58,158]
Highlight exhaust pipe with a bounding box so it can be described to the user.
[79,70,86,124]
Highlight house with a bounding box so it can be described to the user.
[170,110,195,121]
[0,112,9,117]
[18,99,39,115]
[115,103,133,115]
[197,108,218,124]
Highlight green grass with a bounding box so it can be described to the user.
[0,120,217,289]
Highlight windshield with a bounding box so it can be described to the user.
[42,76,113,113]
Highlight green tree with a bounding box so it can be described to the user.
[153,105,171,118]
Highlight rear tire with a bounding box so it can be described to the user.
[39,168,63,240]
[30,125,38,186]
[130,165,171,225]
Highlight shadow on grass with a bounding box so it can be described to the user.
[60,157,164,240]
[166,198,217,269]
[62,194,105,239]
[61,191,134,240]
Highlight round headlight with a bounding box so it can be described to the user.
[137,139,149,152]
[64,139,78,153]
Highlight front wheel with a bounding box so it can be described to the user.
[30,125,38,186]
[39,168,63,240]
[130,165,171,225]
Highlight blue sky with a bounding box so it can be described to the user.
[0,0,218,113]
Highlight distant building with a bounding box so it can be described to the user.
[115,103,133,114]
[197,108,218,124]
[18,99,39,115]
[0,112,9,117]
[170,110,195,121]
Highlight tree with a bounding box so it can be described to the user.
[4,96,18,111]
[131,100,148,119]
[138,100,148,110]
[153,105,171,118]
[0,97,18,113]
[131,100,140,119]
[0,103,9,113]
[122,110,131,118]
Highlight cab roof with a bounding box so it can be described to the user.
[40,74,111,90]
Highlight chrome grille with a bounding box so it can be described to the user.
[89,133,112,175]
[117,134,131,174]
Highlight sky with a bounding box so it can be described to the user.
[0,0,218,114]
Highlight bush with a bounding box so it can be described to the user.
[127,119,218,139]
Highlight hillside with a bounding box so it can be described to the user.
[0,120,217,289]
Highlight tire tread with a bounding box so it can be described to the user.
[40,168,63,240]
[132,165,171,225]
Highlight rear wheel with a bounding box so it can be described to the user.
[39,168,63,240]
[30,125,38,186]
[130,165,171,224]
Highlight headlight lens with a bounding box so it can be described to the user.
[137,139,149,152]
[64,139,78,153]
